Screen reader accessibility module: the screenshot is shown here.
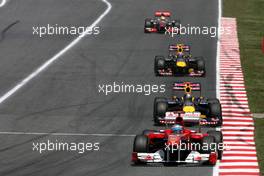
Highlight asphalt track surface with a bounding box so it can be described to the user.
[0,0,218,175]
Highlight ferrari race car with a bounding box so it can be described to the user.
[132,121,223,165]
[155,44,205,76]
[153,82,222,126]
[144,11,180,33]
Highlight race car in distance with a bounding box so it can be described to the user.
[153,82,222,126]
[132,120,223,165]
[154,44,205,76]
[144,11,180,33]
[168,44,191,58]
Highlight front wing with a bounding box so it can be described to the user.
[132,150,217,165]
[157,68,205,77]
[157,112,220,126]
[145,26,179,33]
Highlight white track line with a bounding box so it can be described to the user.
[0,0,112,104]
[0,131,135,137]
[216,0,221,101]
[213,0,222,175]
[0,0,6,7]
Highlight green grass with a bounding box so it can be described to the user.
[223,0,264,113]
[255,118,264,175]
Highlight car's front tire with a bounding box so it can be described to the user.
[207,131,223,159]
[133,135,149,153]
[154,56,165,76]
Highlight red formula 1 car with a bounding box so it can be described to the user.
[155,44,205,77]
[153,82,222,126]
[132,119,223,165]
[144,11,180,33]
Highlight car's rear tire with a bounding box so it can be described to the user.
[208,98,220,104]
[207,131,223,159]
[154,56,165,76]
[174,20,181,26]
[153,97,167,125]
[172,20,180,34]
[133,135,149,153]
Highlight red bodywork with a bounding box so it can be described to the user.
[145,11,179,33]
[132,118,219,165]
[146,128,208,146]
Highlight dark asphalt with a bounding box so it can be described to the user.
[0,0,219,175]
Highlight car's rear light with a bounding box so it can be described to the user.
[131,152,138,162]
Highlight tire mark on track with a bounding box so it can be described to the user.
[0,134,48,153]
[0,0,112,104]
[0,20,20,42]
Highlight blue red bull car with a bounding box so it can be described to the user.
[144,11,180,33]
[154,44,205,76]
[153,82,222,126]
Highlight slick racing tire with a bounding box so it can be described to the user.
[153,97,167,125]
[174,20,181,27]
[201,136,217,166]
[209,102,222,126]
[172,20,181,34]
[201,136,215,154]
[154,56,165,76]
[144,18,152,33]
[207,131,223,159]
[208,98,220,104]
[133,135,149,153]
[197,58,205,71]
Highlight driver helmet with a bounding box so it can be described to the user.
[177,46,183,53]
[161,16,166,20]
[171,124,183,134]
[183,93,193,102]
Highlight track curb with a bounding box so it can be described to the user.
[218,17,260,176]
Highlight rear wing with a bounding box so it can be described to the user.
[172,82,201,94]
[155,11,171,17]
[169,44,191,55]
[169,44,190,51]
